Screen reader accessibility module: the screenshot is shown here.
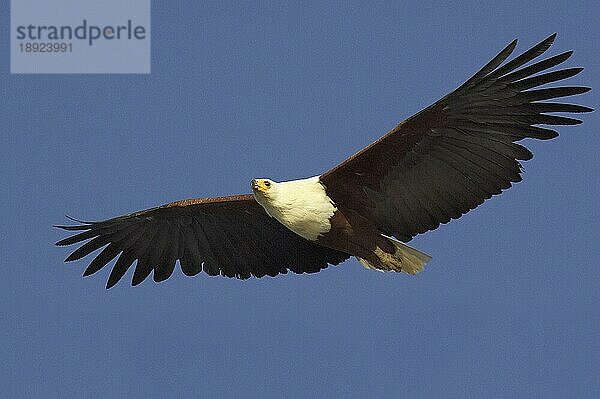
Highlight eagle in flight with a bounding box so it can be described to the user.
[56,34,592,288]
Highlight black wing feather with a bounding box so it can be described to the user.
[56,196,349,288]
[321,34,591,242]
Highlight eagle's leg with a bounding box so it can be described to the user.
[356,235,431,275]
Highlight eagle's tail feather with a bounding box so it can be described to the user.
[357,238,431,275]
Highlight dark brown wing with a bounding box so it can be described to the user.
[55,195,349,288]
[320,34,592,242]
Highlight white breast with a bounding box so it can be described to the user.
[254,176,337,241]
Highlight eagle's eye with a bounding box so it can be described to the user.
[264,181,271,188]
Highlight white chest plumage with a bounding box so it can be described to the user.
[253,176,337,241]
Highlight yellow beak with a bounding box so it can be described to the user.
[251,179,271,193]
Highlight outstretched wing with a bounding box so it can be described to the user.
[320,34,592,242]
[55,195,349,288]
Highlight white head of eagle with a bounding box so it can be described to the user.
[251,176,337,242]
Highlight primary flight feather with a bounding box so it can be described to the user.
[56,34,592,288]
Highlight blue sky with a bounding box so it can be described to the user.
[2,1,599,398]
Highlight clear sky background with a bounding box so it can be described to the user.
[2,1,599,398]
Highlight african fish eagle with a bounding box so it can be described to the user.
[56,34,592,288]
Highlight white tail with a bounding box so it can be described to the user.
[357,238,432,275]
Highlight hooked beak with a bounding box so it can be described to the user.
[251,179,265,193]
[251,179,270,193]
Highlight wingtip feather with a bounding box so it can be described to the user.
[82,268,96,277]
[64,253,80,262]
[65,214,86,223]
